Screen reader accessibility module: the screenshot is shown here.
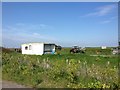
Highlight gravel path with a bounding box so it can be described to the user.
[2,80,29,88]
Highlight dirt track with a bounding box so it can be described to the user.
[2,80,28,88]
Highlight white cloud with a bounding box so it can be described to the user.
[83,4,117,17]
[16,23,25,26]
[4,23,55,36]
[110,16,117,20]
[100,16,117,24]
[39,24,46,28]
[100,20,111,24]
[33,33,40,36]
[2,23,57,47]
[5,23,53,33]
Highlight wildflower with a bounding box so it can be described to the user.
[84,61,87,65]
[37,59,40,64]
[102,84,106,88]
[46,63,50,68]
[66,59,69,63]
[43,59,45,62]
[78,60,81,64]
[107,61,110,65]
[114,66,116,68]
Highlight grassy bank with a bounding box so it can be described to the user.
[2,48,119,88]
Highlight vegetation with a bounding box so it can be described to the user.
[2,47,119,89]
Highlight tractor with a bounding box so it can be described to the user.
[70,46,85,54]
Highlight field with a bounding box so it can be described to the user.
[2,47,119,89]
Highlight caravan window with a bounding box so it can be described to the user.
[25,46,28,50]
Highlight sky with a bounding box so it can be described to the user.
[2,2,118,48]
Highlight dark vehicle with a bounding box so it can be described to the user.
[70,46,85,54]
[55,45,62,50]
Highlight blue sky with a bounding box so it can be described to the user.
[2,2,118,48]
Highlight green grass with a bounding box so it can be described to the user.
[2,48,119,88]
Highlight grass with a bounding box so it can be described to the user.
[2,47,119,88]
[0,51,2,81]
[0,67,1,81]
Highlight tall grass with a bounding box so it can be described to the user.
[2,48,119,88]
